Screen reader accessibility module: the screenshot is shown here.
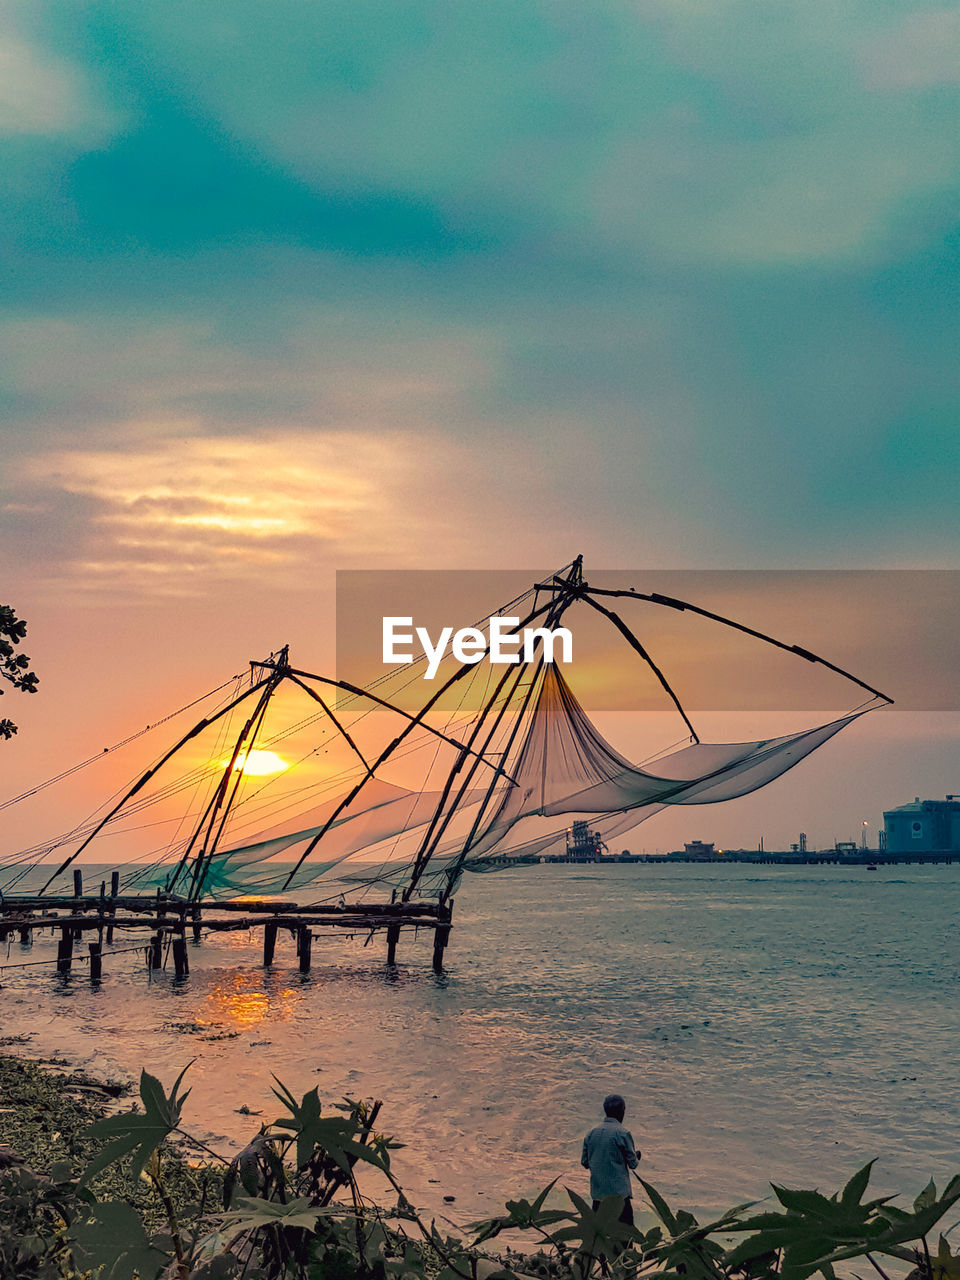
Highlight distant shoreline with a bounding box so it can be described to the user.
[496,850,960,866]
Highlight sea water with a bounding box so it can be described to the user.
[2,861,959,1225]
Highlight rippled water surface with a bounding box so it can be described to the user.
[3,862,959,1221]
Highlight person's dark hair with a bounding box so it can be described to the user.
[603,1093,625,1119]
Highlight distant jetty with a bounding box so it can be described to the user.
[489,847,960,868]
[493,800,960,868]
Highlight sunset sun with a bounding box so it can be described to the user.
[223,749,289,776]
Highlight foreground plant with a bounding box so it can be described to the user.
[3,1065,960,1280]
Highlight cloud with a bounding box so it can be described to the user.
[585,0,960,264]
[12,432,454,593]
[7,418,692,598]
[0,311,498,442]
[858,9,960,90]
[0,4,957,576]
[0,10,116,140]
[0,310,699,595]
[67,0,959,268]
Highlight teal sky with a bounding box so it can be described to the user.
[1,0,958,846]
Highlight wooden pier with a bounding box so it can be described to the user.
[0,875,455,980]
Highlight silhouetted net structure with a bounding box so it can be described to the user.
[0,559,890,906]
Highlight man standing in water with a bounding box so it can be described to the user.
[581,1093,640,1224]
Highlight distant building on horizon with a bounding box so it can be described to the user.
[883,795,960,854]
[666,840,719,860]
[564,819,607,861]
[684,840,718,860]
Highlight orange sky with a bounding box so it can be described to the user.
[2,561,958,865]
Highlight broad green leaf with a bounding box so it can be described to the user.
[770,1177,960,1280]
[221,1194,329,1232]
[82,1065,194,1185]
[530,1179,559,1214]
[80,1133,166,1186]
[269,1075,300,1115]
[877,1204,912,1224]
[68,1200,167,1280]
[556,1187,638,1253]
[874,1174,960,1248]
[841,1161,876,1208]
[140,1063,192,1126]
[138,1071,169,1119]
[497,1180,565,1232]
[467,1213,513,1244]
[638,1177,679,1233]
[734,1211,804,1232]
[563,1186,592,1218]
[434,1265,474,1280]
[725,1227,811,1268]
[916,1179,937,1213]
[771,1185,838,1218]
[275,1109,391,1177]
[270,1082,366,1172]
[361,1221,388,1265]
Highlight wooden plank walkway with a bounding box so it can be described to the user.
[0,879,454,978]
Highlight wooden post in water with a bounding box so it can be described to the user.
[98,881,106,944]
[385,922,400,965]
[149,932,163,970]
[57,926,74,974]
[263,921,278,966]
[191,904,202,942]
[106,871,119,945]
[432,899,454,973]
[88,941,102,981]
[73,869,84,940]
[18,924,30,945]
[173,909,189,977]
[298,925,312,973]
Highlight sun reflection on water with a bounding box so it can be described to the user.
[204,971,301,1029]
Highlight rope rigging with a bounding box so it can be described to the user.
[0,557,891,903]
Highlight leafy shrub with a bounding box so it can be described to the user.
[2,1065,960,1280]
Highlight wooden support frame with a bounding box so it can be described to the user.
[57,926,73,974]
[432,900,454,973]
[0,891,453,979]
[297,925,312,973]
